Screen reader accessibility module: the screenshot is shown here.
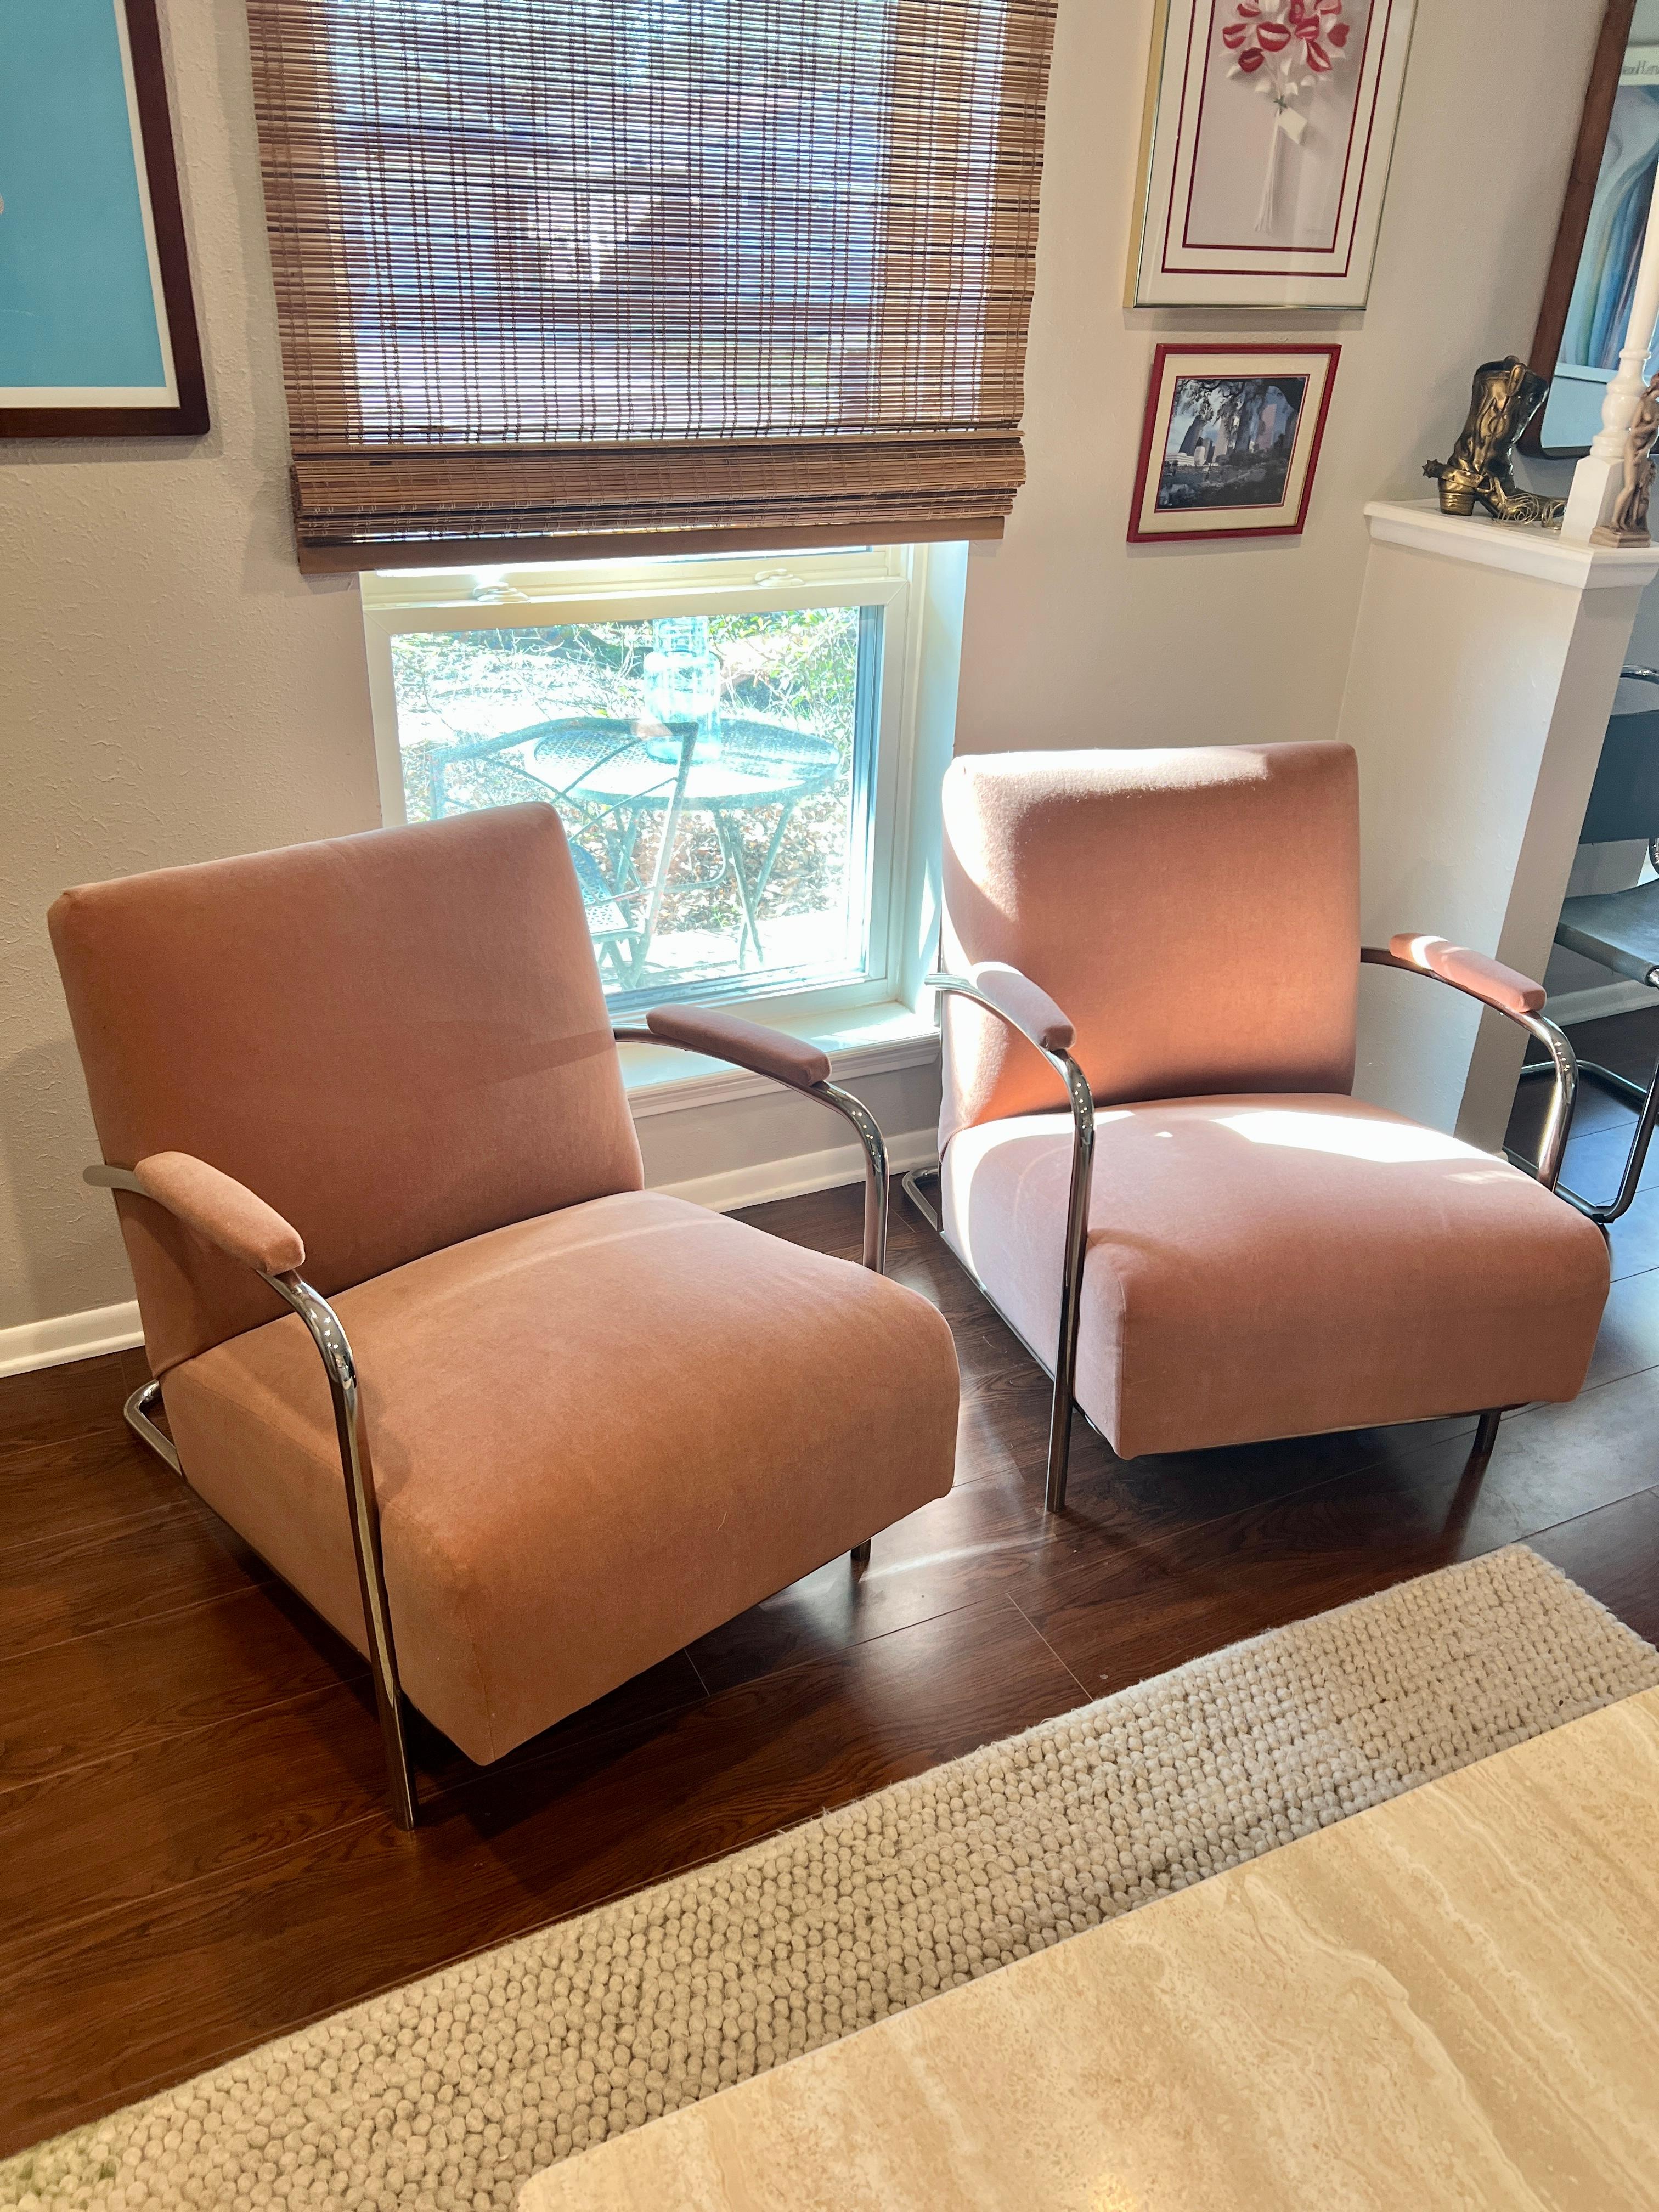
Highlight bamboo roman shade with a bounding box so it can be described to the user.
[246,0,1058,572]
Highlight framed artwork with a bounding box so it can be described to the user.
[1126,0,1418,308]
[1127,343,1339,542]
[1,0,207,437]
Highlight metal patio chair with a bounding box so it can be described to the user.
[1516,665,1659,1221]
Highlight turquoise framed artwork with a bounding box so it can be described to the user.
[0,0,206,435]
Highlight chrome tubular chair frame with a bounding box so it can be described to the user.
[1358,947,1579,1195]
[918,974,1095,1515]
[84,1164,420,1829]
[611,1029,891,1276]
[262,1270,416,1829]
[913,952,1582,1509]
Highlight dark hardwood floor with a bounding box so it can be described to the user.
[4,1014,1659,2156]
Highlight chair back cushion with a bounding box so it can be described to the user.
[940,743,1359,1148]
[50,804,644,1372]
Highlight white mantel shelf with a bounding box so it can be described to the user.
[1364,498,1659,590]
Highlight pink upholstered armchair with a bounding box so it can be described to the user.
[50,805,959,1826]
[919,743,1607,1511]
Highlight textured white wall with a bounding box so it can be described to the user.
[955,0,1607,760]
[0,2,379,1330]
[0,0,1615,1334]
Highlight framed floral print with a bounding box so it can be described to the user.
[1127,343,1339,541]
[1126,0,1418,308]
[0,0,207,437]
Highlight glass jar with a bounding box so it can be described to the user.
[642,616,723,762]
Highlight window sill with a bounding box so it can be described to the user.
[618,1000,939,1120]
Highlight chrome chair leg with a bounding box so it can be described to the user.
[900,1166,941,1233]
[1044,1055,1097,1517]
[264,1272,419,1831]
[123,1376,181,1473]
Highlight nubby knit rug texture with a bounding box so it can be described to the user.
[5,1546,1656,2211]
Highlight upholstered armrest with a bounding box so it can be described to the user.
[1373,934,1547,1018]
[927,964,1077,1058]
[85,1152,305,1276]
[964,962,1075,1053]
[644,1004,832,1092]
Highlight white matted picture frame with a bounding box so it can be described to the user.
[1127,0,1417,308]
[1127,343,1339,542]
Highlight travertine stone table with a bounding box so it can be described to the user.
[521,1688,1659,2210]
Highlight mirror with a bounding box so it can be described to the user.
[1526,0,1659,457]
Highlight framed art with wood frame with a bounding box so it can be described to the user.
[1127,343,1339,543]
[1126,0,1418,308]
[0,0,207,438]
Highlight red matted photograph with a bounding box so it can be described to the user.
[1127,342,1339,544]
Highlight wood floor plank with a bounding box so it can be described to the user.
[1528,1487,1659,1645]
[0,1351,136,1463]
[0,1420,190,1554]
[0,1599,1080,2151]
[0,1650,709,1953]
[1012,1452,1521,1701]
[0,1491,270,1666]
[0,1685,386,1946]
[1584,1265,1659,1389]
[1011,1367,1659,1698]
[0,1580,368,1787]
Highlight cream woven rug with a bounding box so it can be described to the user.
[7,1546,1656,2212]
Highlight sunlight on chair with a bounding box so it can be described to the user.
[1217,1108,1477,1164]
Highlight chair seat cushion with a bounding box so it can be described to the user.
[162,1190,959,1764]
[941,1094,1609,1459]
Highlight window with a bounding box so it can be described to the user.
[364,543,944,1018]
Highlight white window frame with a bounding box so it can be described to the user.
[361,542,947,1032]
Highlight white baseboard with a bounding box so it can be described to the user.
[649,1126,938,1215]
[0,1300,144,1380]
[1549,979,1655,1025]
[0,1128,942,1382]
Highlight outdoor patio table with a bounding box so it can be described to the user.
[424,714,839,986]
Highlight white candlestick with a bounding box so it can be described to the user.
[1562,160,1659,543]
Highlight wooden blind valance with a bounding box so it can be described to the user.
[246,0,1058,574]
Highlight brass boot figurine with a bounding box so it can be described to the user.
[1424,357,1565,527]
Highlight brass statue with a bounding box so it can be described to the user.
[1424,357,1565,527]
[1591,370,1659,548]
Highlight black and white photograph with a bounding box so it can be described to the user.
[1157,374,1308,512]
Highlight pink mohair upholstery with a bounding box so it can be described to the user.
[942,1098,1608,1458]
[50,805,644,1374]
[937,743,1607,1457]
[939,743,1361,1151]
[162,1192,959,1764]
